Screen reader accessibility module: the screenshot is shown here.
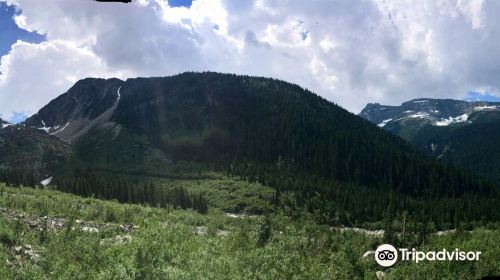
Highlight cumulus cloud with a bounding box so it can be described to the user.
[0,0,500,120]
[0,40,123,119]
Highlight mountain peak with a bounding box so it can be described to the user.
[360,97,500,141]
[24,78,123,142]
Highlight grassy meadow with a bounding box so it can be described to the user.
[0,181,498,279]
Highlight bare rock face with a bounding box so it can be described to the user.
[24,78,124,143]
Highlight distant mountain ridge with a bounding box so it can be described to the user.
[360,98,500,180]
[360,98,500,128]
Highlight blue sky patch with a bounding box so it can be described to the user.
[464,91,500,102]
[0,2,46,58]
[169,0,192,8]
[7,111,28,124]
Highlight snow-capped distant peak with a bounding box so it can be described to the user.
[473,105,499,111]
[412,99,429,103]
[378,119,392,127]
[435,114,468,126]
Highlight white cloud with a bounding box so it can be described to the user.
[0,0,500,120]
[0,40,124,119]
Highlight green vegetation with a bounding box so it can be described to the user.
[0,183,498,279]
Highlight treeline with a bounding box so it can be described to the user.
[0,169,40,188]
[229,163,500,230]
[0,169,208,214]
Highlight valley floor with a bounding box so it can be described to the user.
[0,184,498,279]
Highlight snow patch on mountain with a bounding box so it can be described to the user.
[38,120,51,132]
[406,112,430,119]
[435,114,468,126]
[116,86,121,102]
[377,119,392,127]
[412,100,429,103]
[37,120,67,134]
[50,122,70,135]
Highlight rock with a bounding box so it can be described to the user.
[122,235,132,242]
[362,250,375,258]
[27,221,38,229]
[75,219,82,224]
[30,253,42,263]
[217,230,230,236]
[225,213,259,219]
[81,226,99,233]
[194,226,207,236]
[332,227,385,237]
[100,234,132,246]
[120,224,136,232]
[14,246,22,253]
[376,271,386,280]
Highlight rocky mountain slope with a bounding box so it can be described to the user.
[360,98,500,179]
[24,78,123,143]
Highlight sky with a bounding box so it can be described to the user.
[0,0,500,123]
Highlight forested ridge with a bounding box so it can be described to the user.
[1,72,498,230]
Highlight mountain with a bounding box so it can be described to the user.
[1,73,498,227]
[360,98,500,179]
[23,74,471,188]
[0,120,71,183]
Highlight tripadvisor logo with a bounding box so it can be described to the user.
[375,244,398,267]
[374,244,481,267]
